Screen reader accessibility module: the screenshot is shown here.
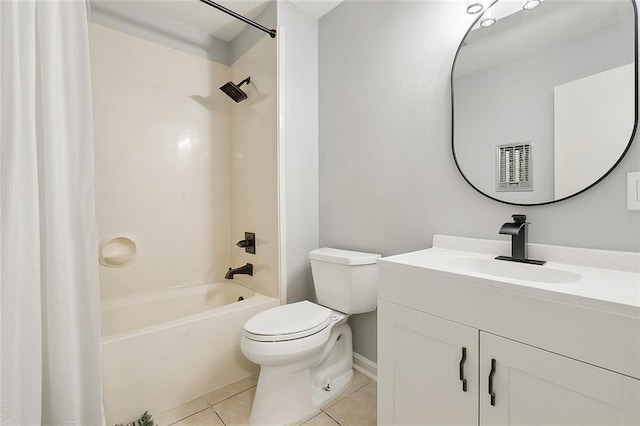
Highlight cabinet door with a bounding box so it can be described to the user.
[480,332,640,425]
[378,300,479,426]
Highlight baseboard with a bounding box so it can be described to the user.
[352,352,377,382]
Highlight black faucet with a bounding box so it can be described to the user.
[225,263,253,279]
[495,215,546,265]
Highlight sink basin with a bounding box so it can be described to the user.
[443,257,581,284]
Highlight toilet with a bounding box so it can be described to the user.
[240,247,381,425]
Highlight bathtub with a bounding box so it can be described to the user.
[101,281,279,425]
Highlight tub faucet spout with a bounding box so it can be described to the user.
[225,263,253,279]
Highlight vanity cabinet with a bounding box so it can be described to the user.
[479,331,640,426]
[378,300,478,426]
[378,300,640,426]
[377,236,640,425]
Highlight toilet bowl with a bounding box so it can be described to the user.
[241,248,380,425]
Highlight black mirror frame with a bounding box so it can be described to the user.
[451,0,639,206]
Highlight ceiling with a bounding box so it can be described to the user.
[92,0,343,43]
[289,0,343,19]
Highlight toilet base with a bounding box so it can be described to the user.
[311,368,353,409]
[248,323,354,425]
[249,367,354,426]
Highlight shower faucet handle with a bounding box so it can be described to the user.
[236,232,255,254]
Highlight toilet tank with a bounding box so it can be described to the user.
[309,248,381,314]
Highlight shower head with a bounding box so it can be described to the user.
[220,77,250,102]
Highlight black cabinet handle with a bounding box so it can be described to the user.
[459,347,467,392]
[488,358,496,406]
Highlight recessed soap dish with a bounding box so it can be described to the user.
[99,236,137,267]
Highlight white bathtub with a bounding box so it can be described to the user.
[101,281,279,425]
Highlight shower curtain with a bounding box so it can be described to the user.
[0,0,104,424]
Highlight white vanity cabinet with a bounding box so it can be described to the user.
[377,236,640,426]
[378,300,478,426]
[479,331,640,426]
[379,300,640,426]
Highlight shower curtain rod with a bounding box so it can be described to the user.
[198,0,277,38]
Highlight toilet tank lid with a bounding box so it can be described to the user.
[309,248,381,265]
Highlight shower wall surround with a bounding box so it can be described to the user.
[92,23,231,302]
[318,0,640,362]
[229,36,279,298]
[91,23,278,302]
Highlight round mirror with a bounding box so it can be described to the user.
[452,0,637,206]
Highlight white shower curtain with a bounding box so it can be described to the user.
[0,1,104,425]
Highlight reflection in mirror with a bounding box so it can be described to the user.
[452,0,637,205]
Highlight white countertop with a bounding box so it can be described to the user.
[379,235,640,317]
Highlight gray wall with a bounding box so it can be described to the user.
[318,0,640,362]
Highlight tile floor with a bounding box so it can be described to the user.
[153,370,376,426]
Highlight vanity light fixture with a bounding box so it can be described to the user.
[522,0,541,10]
[467,0,485,14]
[480,7,496,27]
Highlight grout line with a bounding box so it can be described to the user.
[320,410,342,426]
[166,406,211,426]
[321,379,376,425]
[352,378,371,393]
[206,384,258,407]
[324,375,371,410]
[214,409,228,426]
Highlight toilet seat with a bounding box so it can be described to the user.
[244,301,333,342]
